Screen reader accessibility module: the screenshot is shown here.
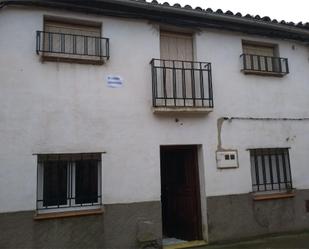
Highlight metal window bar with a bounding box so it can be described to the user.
[36,31,109,60]
[36,153,102,211]
[208,63,214,107]
[250,148,293,192]
[240,54,289,75]
[150,58,213,108]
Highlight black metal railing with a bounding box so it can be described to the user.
[240,54,289,75]
[36,31,109,61]
[250,148,293,192]
[151,59,213,108]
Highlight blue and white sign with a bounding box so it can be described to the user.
[107,76,123,88]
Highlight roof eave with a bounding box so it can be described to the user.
[1,0,309,42]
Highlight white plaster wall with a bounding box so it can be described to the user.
[195,30,309,196]
[1,6,309,212]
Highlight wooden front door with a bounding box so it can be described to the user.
[160,145,202,241]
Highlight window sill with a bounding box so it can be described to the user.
[153,106,213,114]
[41,55,105,65]
[34,207,104,220]
[253,191,295,201]
[241,69,287,77]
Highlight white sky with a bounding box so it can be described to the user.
[156,0,309,23]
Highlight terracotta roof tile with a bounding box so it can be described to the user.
[139,0,309,30]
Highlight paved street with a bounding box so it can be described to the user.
[194,232,309,249]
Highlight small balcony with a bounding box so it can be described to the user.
[150,59,213,114]
[240,54,289,77]
[36,31,109,64]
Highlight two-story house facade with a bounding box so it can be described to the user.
[1,1,309,248]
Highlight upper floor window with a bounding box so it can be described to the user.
[36,153,102,213]
[151,31,213,113]
[249,148,293,193]
[240,41,289,76]
[36,18,109,64]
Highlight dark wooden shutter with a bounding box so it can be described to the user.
[75,160,98,204]
[43,161,67,207]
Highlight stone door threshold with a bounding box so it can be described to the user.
[163,240,207,249]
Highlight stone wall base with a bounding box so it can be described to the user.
[207,189,309,242]
[0,201,162,249]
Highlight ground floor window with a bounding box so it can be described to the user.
[37,153,102,212]
[249,148,292,192]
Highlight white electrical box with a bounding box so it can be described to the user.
[216,150,239,169]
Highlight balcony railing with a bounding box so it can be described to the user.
[150,59,213,110]
[36,31,109,64]
[240,54,289,76]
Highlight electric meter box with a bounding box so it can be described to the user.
[216,150,239,169]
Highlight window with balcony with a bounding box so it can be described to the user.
[36,153,102,213]
[240,41,289,76]
[151,31,213,113]
[36,18,109,64]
